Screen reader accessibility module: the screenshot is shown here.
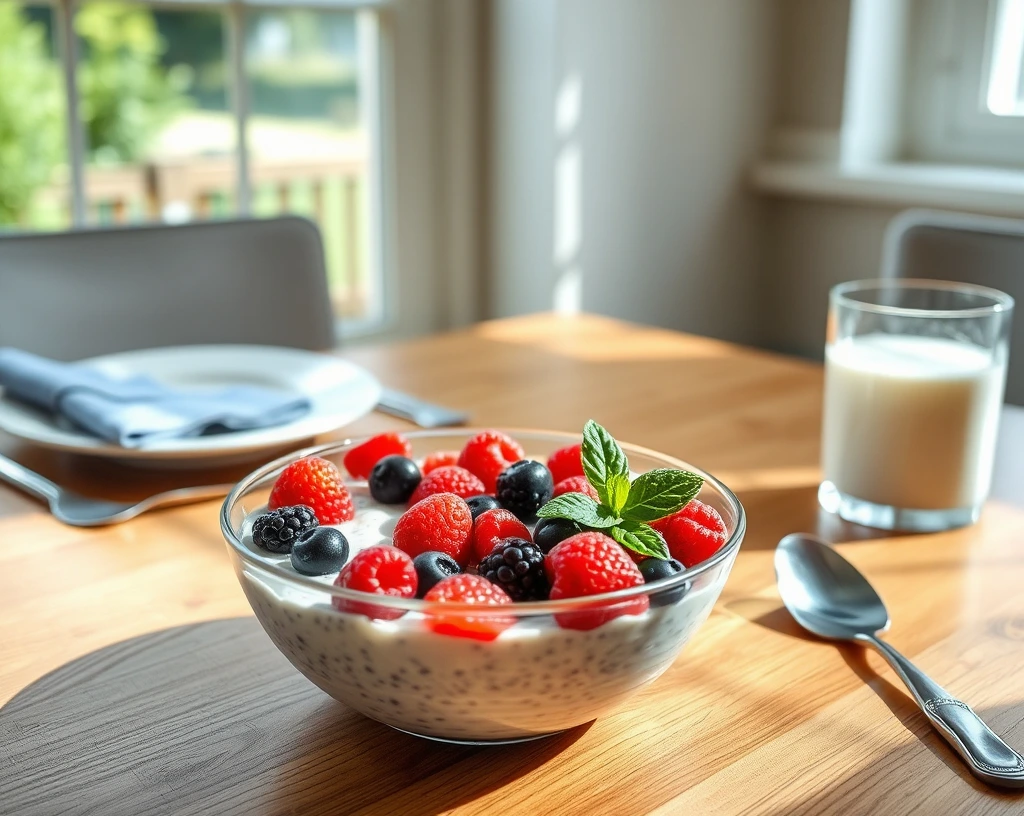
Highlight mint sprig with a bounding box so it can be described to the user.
[537,420,705,560]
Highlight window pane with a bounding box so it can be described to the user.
[0,1,70,230]
[75,2,236,224]
[244,8,374,322]
[986,0,1024,116]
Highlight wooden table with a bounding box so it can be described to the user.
[1,313,1022,815]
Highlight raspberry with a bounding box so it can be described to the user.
[343,432,412,479]
[250,505,319,553]
[650,499,727,567]
[333,545,417,620]
[545,531,649,630]
[393,493,474,566]
[423,450,459,474]
[552,475,598,500]
[268,457,354,524]
[470,508,532,564]
[478,537,549,601]
[408,465,485,505]
[547,443,584,484]
[424,574,514,641]
[457,431,525,493]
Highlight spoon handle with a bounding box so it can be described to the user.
[858,633,1024,788]
[0,453,60,504]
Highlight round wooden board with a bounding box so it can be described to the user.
[0,618,587,815]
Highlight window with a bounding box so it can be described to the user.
[906,0,1024,167]
[1,0,383,329]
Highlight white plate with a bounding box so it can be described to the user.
[0,345,381,465]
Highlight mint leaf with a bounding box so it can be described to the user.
[610,520,669,560]
[582,420,629,507]
[605,473,631,514]
[536,493,622,529]
[620,468,704,523]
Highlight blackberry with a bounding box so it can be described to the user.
[465,494,501,520]
[495,460,554,521]
[252,505,319,553]
[533,517,583,554]
[369,455,422,503]
[638,557,689,606]
[478,537,549,601]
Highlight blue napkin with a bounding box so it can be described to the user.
[0,348,312,448]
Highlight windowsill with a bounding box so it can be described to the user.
[751,160,1024,217]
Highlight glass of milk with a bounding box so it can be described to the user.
[819,279,1013,531]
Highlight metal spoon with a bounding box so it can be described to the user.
[775,532,1024,788]
[0,453,232,527]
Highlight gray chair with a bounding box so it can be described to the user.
[881,209,1024,405]
[0,216,336,360]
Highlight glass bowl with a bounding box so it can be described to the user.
[220,429,745,744]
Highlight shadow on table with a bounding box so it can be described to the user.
[0,617,589,816]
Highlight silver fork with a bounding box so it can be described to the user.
[0,453,233,527]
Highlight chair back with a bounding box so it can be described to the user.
[881,209,1024,405]
[0,216,336,360]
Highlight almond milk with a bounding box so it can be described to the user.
[822,334,1004,511]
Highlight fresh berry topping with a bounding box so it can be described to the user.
[343,432,412,479]
[290,527,350,576]
[650,499,727,567]
[470,508,532,564]
[478,537,549,601]
[638,557,689,606]
[547,443,584,484]
[532,517,583,554]
[268,458,354,524]
[545,532,649,630]
[465,494,502,521]
[333,545,417,620]
[368,455,422,504]
[424,574,514,641]
[251,505,319,554]
[457,431,525,493]
[393,493,474,567]
[423,450,460,474]
[552,475,599,500]
[407,465,486,505]
[412,551,462,598]
[495,460,554,521]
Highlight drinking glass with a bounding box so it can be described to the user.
[819,279,1013,531]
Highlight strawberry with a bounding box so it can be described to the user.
[547,443,584,484]
[393,492,474,567]
[650,499,727,567]
[344,432,412,479]
[470,508,532,564]
[268,457,354,524]
[546,531,648,630]
[423,574,514,641]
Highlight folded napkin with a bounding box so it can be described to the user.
[0,348,311,448]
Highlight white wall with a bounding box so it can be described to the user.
[487,0,777,345]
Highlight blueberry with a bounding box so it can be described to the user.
[532,517,583,554]
[290,527,350,576]
[465,494,501,520]
[368,455,422,504]
[638,557,689,606]
[412,551,461,598]
[495,460,554,521]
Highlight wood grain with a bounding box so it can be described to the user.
[1,313,1023,815]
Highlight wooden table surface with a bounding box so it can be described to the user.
[2,312,1023,815]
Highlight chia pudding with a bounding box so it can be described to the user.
[236,484,737,742]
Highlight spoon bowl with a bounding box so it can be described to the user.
[774,532,1024,789]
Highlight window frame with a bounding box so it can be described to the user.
[906,0,1024,168]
